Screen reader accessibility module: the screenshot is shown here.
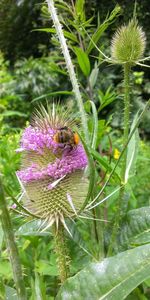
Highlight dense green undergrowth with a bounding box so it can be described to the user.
[0,1,150,299]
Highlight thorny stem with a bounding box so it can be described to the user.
[108,63,131,256]
[121,63,131,179]
[46,0,89,144]
[54,223,70,283]
[0,178,27,300]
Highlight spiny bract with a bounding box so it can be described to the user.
[16,104,89,231]
[111,20,146,64]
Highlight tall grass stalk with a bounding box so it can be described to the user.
[0,178,27,300]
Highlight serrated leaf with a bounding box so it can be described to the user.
[74,47,90,77]
[56,244,150,300]
[119,207,150,250]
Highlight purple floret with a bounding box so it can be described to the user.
[18,126,58,153]
[17,126,88,183]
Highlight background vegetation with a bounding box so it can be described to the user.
[0,0,150,299]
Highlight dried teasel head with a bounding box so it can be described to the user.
[16,104,89,231]
[111,19,146,65]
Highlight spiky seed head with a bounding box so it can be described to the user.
[111,20,146,64]
[16,104,89,231]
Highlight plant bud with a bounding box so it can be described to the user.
[111,20,146,64]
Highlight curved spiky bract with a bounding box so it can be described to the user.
[22,172,88,218]
[31,103,80,131]
[17,104,89,231]
[111,20,146,64]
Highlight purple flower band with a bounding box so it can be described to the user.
[17,126,58,153]
[17,126,88,183]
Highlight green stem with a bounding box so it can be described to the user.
[54,224,70,283]
[107,63,131,256]
[46,0,89,144]
[121,63,130,181]
[0,178,27,300]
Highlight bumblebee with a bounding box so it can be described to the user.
[53,126,79,148]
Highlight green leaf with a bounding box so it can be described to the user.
[86,23,108,55]
[0,224,4,250]
[35,259,58,276]
[55,3,73,15]
[91,148,121,181]
[98,86,117,112]
[74,47,90,77]
[56,244,150,300]
[66,220,93,258]
[5,286,18,300]
[16,220,51,236]
[75,0,85,14]
[35,28,78,43]
[0,261,13,280]
[0,280,5,299]
[30,274,47,300]
[86,5,121,54]
[49,62,67,75]
[79,134,95,211]
[125,113,139,183]
[89,62,99,88]
[89,101,98,150]
[34,272,45,300]
[119,207,150,250]
[1,110,27,118]
[75,0,85,22]
[32,91,73,103]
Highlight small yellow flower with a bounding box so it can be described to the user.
[114,148,120,160]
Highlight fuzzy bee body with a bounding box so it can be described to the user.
[53,126,79,148]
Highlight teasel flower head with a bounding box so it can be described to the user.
[16,104,89,232]
[111,19,146,65]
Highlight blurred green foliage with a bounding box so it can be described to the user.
[0,0,50,62]
[0,0,150,299]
